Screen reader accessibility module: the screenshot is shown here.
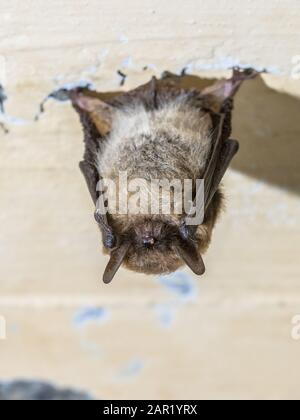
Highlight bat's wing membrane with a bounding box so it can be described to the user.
[205,138,239,211]
[178,69,259,275]
[184,68,259,227]
[70,92,116,249]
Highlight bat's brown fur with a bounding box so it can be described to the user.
[97,97,221,274]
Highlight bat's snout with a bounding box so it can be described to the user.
[142,236,156,248]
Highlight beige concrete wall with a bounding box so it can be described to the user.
[0,0,300,399]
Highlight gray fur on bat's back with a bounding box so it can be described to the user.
[97,95,213,182]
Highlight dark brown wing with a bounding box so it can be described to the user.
[182,68,259,231]
[70,94,116,249]
[202,69,259,209]
[205,138,239,211]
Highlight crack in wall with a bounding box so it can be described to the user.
[117,69,127,86]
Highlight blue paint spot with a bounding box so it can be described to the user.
[2,115,28,126]
[154,272,199,328]
[157,271,198,302]
[122,56,134,69]
[84,66,99,75]
[154,304,177,328]
[145,63,158,72]
[73,307,110,328]
[117,359,144,379]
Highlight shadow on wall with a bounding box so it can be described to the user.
[232,76,300,196]
[177,74,300,196]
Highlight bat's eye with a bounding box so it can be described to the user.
[142,237,155,248]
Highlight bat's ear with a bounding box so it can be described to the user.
[201,67,259,112]
[174,239,205,276]
[70,91,114,137]
[103,242,130,284]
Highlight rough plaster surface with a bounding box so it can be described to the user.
[0,0,300,400]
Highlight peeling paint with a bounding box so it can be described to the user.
[117,70,127,86]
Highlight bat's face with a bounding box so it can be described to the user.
[101,213,213,283]
[121,219,185,275]
[101,190,223,283]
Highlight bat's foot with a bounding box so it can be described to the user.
[161,70,178,80]
[160,69,189,82]
[200,67,261,112]
[232,67,263,81]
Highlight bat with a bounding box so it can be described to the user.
[69,68,258,284]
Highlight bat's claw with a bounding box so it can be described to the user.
[161,70,178,80]
[232,67,262,81]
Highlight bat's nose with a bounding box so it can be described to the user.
[142,237,155,247]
